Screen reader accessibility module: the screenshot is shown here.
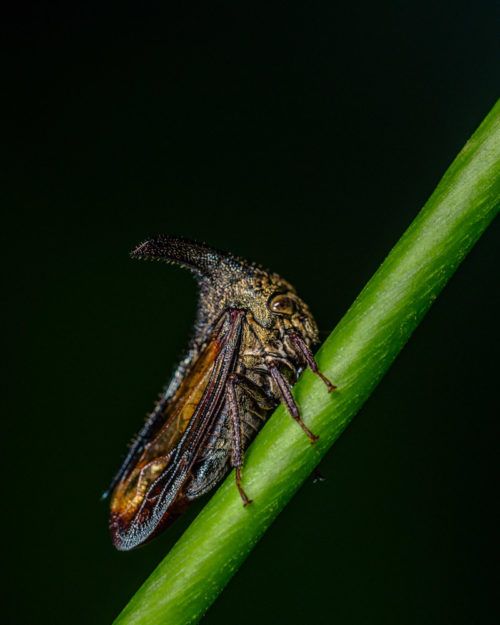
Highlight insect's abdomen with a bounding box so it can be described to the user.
[184,367,279,499]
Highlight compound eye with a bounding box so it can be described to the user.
[268,293,296,316]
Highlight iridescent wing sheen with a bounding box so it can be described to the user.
[110,310,243,550]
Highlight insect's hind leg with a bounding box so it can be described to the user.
[227,374,253,506]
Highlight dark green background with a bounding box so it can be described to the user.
[4,3,499,624]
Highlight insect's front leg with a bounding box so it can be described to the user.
[245,312,326,443]
[287,332,336,393]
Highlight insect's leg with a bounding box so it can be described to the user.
[268,363,318,443]
[227,374,253,506]
[229,372,275,411]
[289,333,336,393]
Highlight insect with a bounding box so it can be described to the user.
[104,236,334,550]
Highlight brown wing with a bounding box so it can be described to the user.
[110,310,244,550]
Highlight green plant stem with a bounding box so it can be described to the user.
[114,100,500,625]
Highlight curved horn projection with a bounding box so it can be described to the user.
[131,235,238,278]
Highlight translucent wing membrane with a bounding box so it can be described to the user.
[110,310,244,550]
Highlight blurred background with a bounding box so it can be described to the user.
[3,2,499,624]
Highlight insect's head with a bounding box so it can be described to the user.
[131,236,318,344]
[230,271,319,344]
